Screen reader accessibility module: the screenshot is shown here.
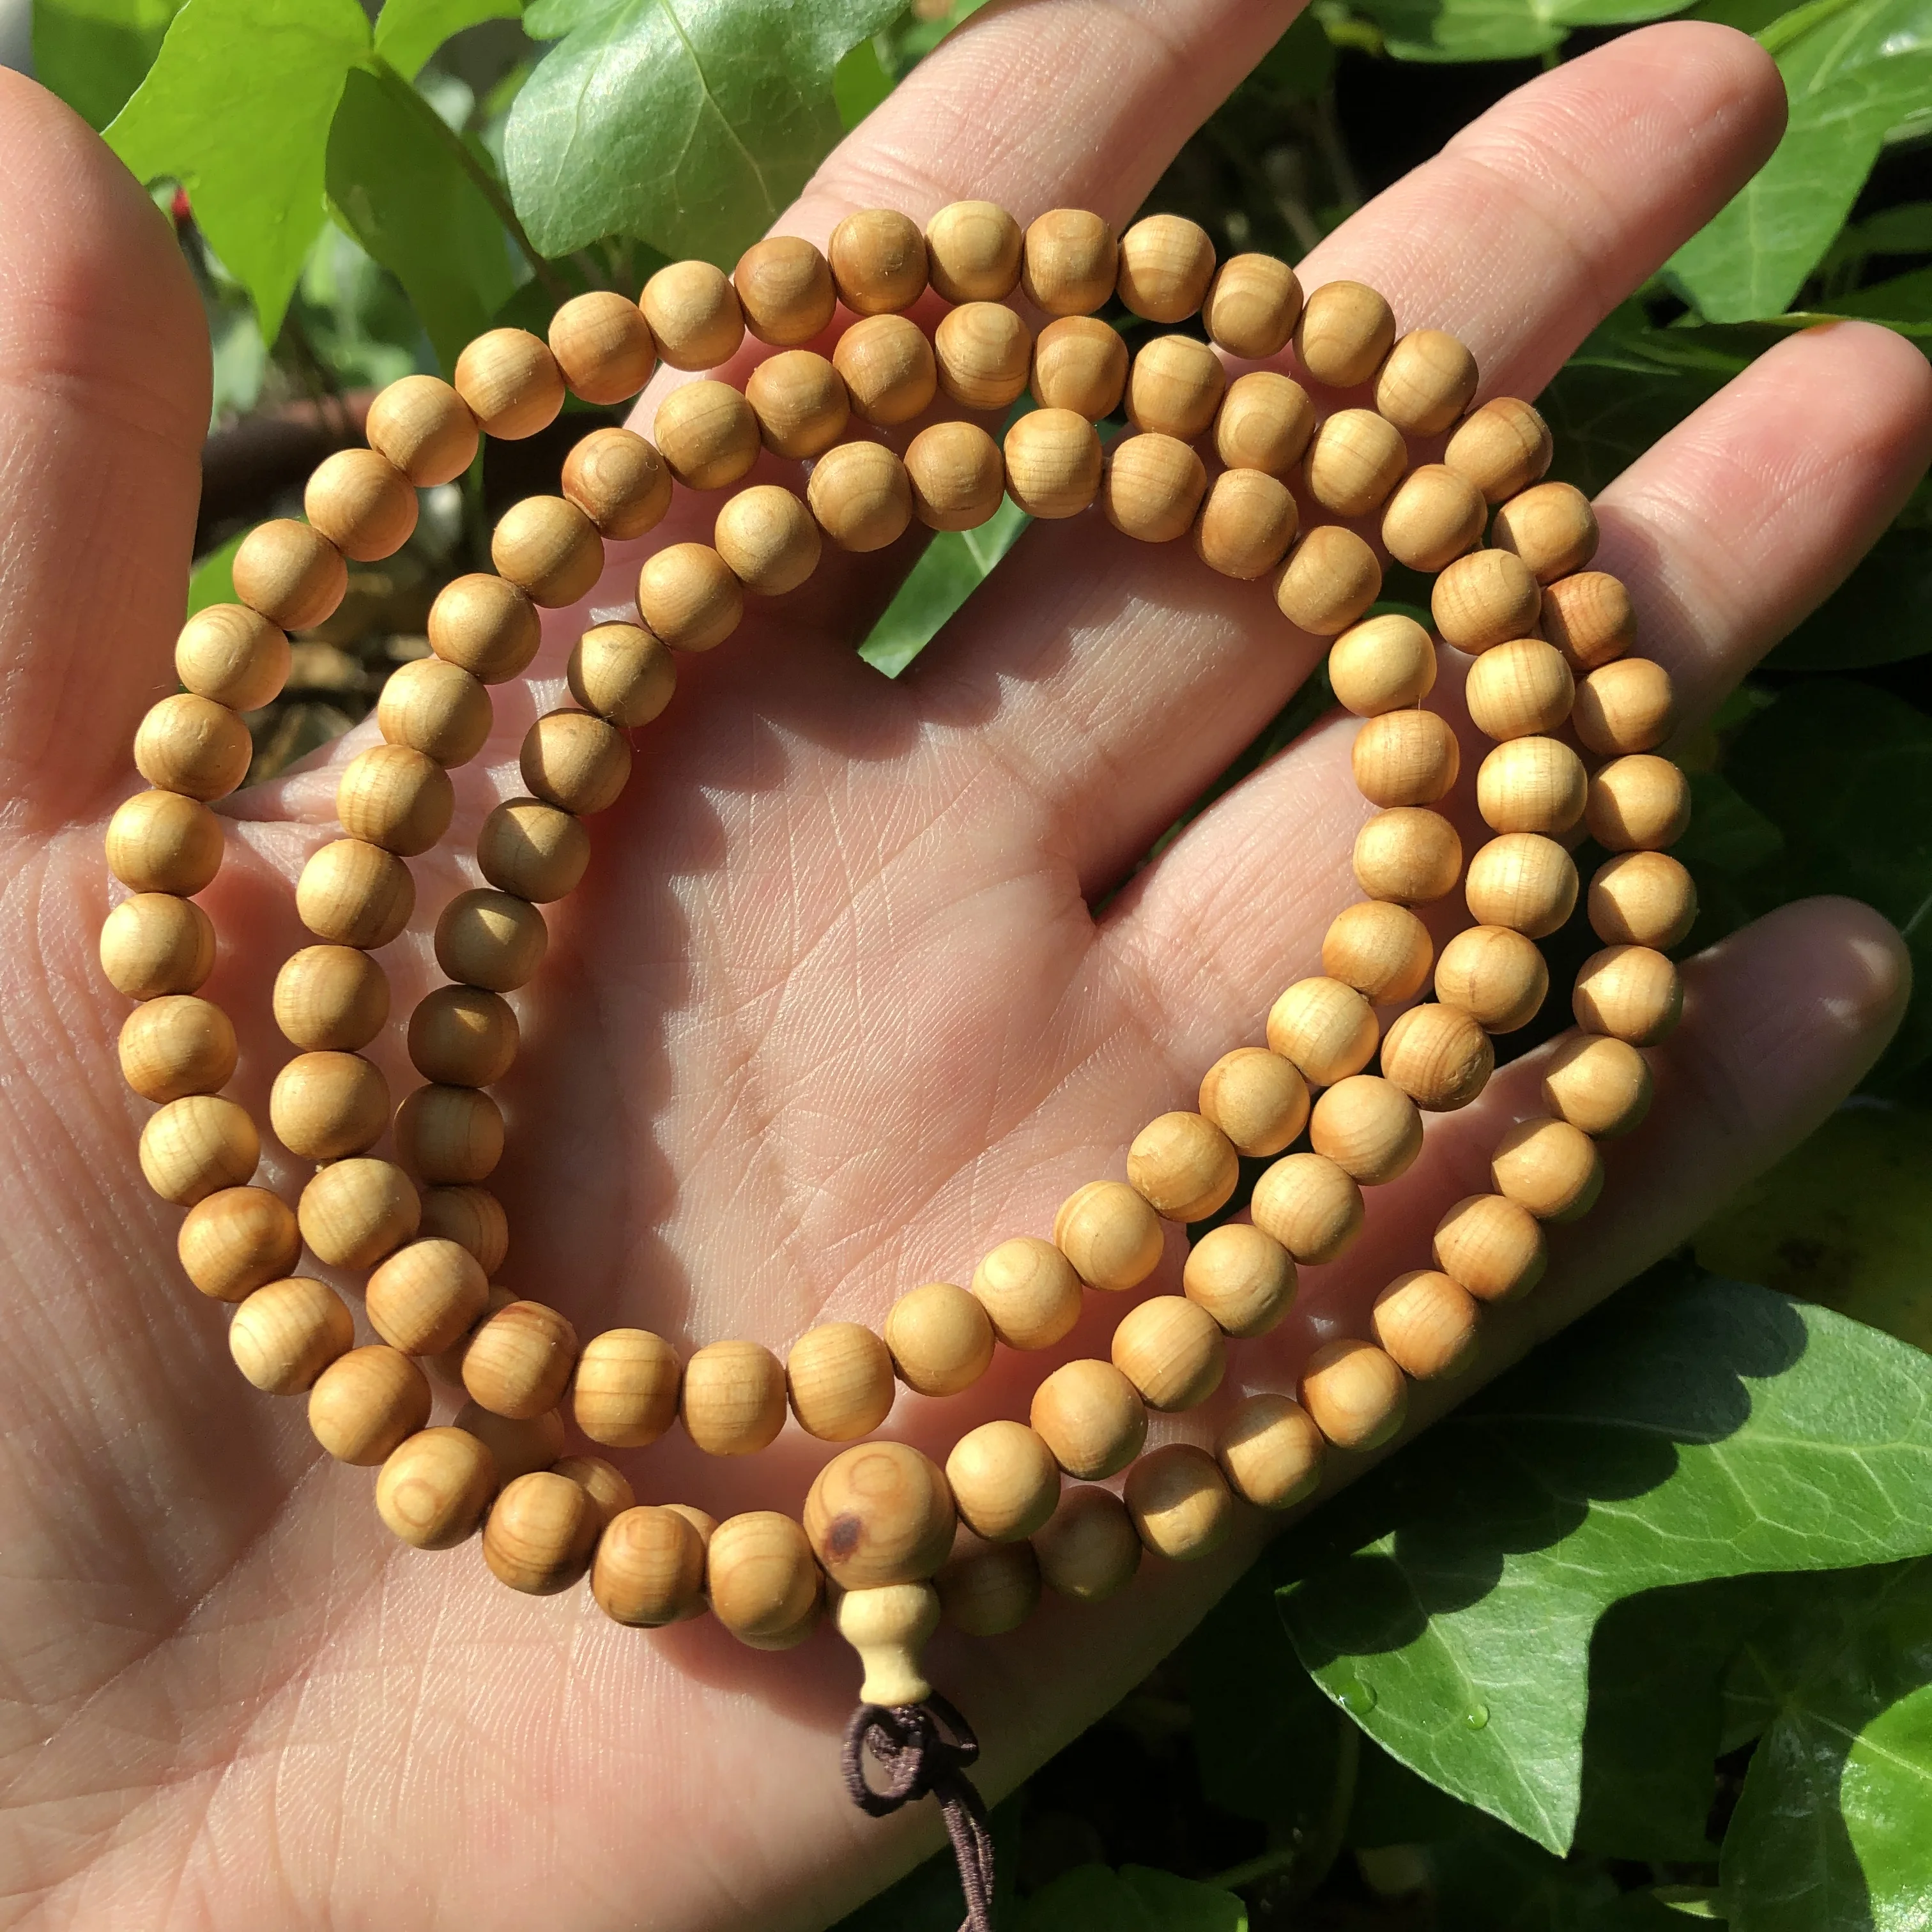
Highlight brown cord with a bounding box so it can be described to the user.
[841,1695,995,1932]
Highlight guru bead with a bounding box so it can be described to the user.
[562,427,672,540]
[229,1275,354,1392]
[1380,1002,1496,1109]
[477,800,590,905]
[490,496,603,607]
[434,888,548,991]
[1432,549,1542,655]
[1494,1116,1604,1220]
[1586,754,1690,850]
[1574,944,1682,1045]
[1054,1179,1164,1291]
[1215,371,1315,475]
[303,448,416,562]
[1116,213,1216,322]
[829,208,928,314]
[1022,208,1116,315]
[1544,1032,1653,1137]
[365,1237,488,1356]
[925,200,1023,302]
[804,1440,955,1588]
[1195,468,1298,579]
[1216,1392,1323,1508]
[520,709,631,816]
[1434,924,1549,1033]
[746,349,851,457]
[1125,334,1226,441]
[709,1512,823,1649]
[1466,832,1578,938]
[834,314,937,427]
[1575,658,1677,755]
[1294,280,1395,388]
[946,1420,1060,1542]
[716,482,824,589]
[1329,613,1436,716]
[268,1049,388,1160]
[1003,409,1102,519]
[378,657,492,765]
[139,1094,257,1204]
[1275,526,1381,635]
[1304,408,1407,518]
[568,621,675,727]
[1301,1338,1407,1451]
[1466,640,1575,740]
[175,603,289,710]
[1199,1046,1308,1158]
[653,379,759,490]
[1203,252,1302,358]
[1445,397,1552,502]
[883,1282,995,1397]
[427,573,541,683]
[134,694,252,801]
[1372,1270,1480,1379]
[1493,480,1598,583]
[1541,570,1636,671]
[1125,1443,1235,1562]
[1352,709,1460,807]
[1478,735,1586,835]
[231,519,346,631]
[462,1300,578,1418]
[1033,1485,1140,1602]
[905,422,1004,532]
[732,235,835,345]
[376,1426,498,1550]
[1309,1075,1423,1185]
[1250,1151,1363,1265]
[786,1321,895,1441]
[641,260,743,369]
[548,289,657,401]
[453,329,564,438]
[178,1185,299,1301]
[1268,976,1377,1085]
[309,1344,431,1464]
[118,993,236,1101]
[273,944,388,1051]
[1590,850,1697,949]
[364,374,479,486]
[574,1326,681,1446]
[970,1236,1082,1350]
[933,302,1031,411]
[681,1338,786,1454]
[483,1470,599,1595]
[1031,316,1128,419]
[1031,1359,1147,1480]
[100,891,215,999]
[1111,1295,1225,1411]
[1321,900,1432,1006]
[937,1533,1041,1636]
[807,440,914,551]
[297,1156,420,1270]
[1101,433,1207,543]
[1353,806,1462,905]
[593,1505,707,1626]
[1374,328,1479,435]
[336,744,454,857]
[1381,464,1485,573]
[1127,1111,1239,1222]
[1432,1192,1545,1301]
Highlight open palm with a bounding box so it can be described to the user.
[3,6,1928,1927]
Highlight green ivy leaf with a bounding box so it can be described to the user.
[503,0,905,264]
[105,0,372,342]
[1349,0,1689,66]
[374,0,523,80]
[1539,360,1727,500]
[31,0,183,130]
[1016,1865,1247,1932]
[859,501,1028,677]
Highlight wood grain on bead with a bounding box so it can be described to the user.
[1215,370,1315,475]
[461,1299,577,1418]
[653,379,760,491]
[483,1470,598,1595]
[1003,408,1103,519]
[1199,1046,1308,1158]
[946,1420,1059,1542]
[1268,975,1378,1085]
[593,1505,707,1626]
[933,301,1031,411]
[304,448,417,563]
[418,1183,509,1274]
[1275,526,1381,636]
[1492,480,1598,583]
[100,892,215,1000]
[1310,1074,1423,1184]
[1468,639,1575,741]
[1183,1222,1296,1338]
[1466,832,1578,938]
[1381,463,1485,572]
[1586,754,1690,851]
[708,1511,822,1649]
[1574,944,1682,1045]
[1300,1337,1407,1451]
[1031,1359,1147,1480]
[1128,1110,1239,1222]
[296,839,414,951]
[786,1321,894,1441]
[1116,213,1215,321]
[1330,615,1436,717]
[335,744,453,858]
[804,1439,954,1587]
[829,208,928,314]
[1021,208,1116,315]
[548,289,656,401]
[1053,1179,1163,1292]
[884,1282,995,1396]
[905,422,1004,533]
[1125,1444,1234,1563]
[716,482,824,590]
[1102,432,1208,543]
[747,348,851,457]
[1477,735,1586,836]
[309,1344,431,1464]
[139,1094,257,1205]
[1544,1031,1653,1137]
[1112,1295,1225,1411]
[175,602,289,711]
[521,709,631,816]
[477,799,591,905]
[1434,923,1549,1033]
[568,621,675,727]
[1492,1116,1603,1221]
[178,1184,299,1301]
[366,1238,488,1356]
[1305,408,1407,518]
[454,329,565,439]
[427,572,541,683]
[733,235,836,346]
[491,494,603,606]
[1373,328,1478,434]
[454,1402,566,1484]
[970,1235,1083,1350]
[1432,549,1542,656]
[1352,709,1459,807]
[1195,468,1297,579]
[134,694,252,802]
[1354,806,1462,905]
[1381,999,1498,1108]
[937,1533,1041,1636]
[269,1049,388,1160]
[553,1454,635,1529]
[1250,1151,1363,1265]
[1432,1192,1545,1301]
[806,440,912,551]
[574,1326,681,1446]
[834,314,937,427]
[1444,397,1552,502]
[273,943,387,1051]
[1217,1392,1324,1508]
[1590,850,1697,949]
[298,1156,419,1270]
[1541,570,1636,672]
[1322,900,1433,1006]
[682,1338,786,1455]
[926,200,1023,302]
[1032,1485,1140,1602]
[1373,1269,1480,1379]
[434,887,548,991]
[229,1275,354,1392]
[376,1427,498,1550]
[231,519,346,632]
[378,657,492,766]
[1125,334,1226,441]
[641,260,743,369]
[1202,252,1301,358]
[365,374,479,486]
[119,993,236,1102]
[562,426,672,540]
[1294,280,1395,388]
[1029,316,1128,420]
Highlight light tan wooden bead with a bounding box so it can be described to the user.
[1250,1152,1363,1264]
[296,839,413,949]
[937,1533,1041,1636]
[1466,832,1578,938]
[834,314,938,427]
[483,1469,598,1595]
[884,1282,995,1397]
[1353,710,1459,808]
[425,881,544,997]
[458,1298,576,1419]
[454,329,564,440]
[310,1345,432,1465]
[427,573,541,684]
[1102,432,1207,543]
[1354,806,1462,905]
[298,1157,419,1269]
[1021,208,1116,315]
[1301,1337,1407,1451]
[139,1094,256,1204]
[946,1420,1059,1542]
[1310,1074,1423,1184]
[568,621,675,728]
[806,440,913,551]
[1494,1116,1603,1221]
[1586,754,1690,852]
[119,993,236,1102]
[560,427,671,542]
[179,1185,300,1301]
[1322,900,1433,1006]
[419,1184,509,1274]
[270,1050,388,1160]
[1112,1295,1225,1412]
[1003,408,1103,519]
[1445,397,1552,502]
[490,494,603,607]
[1054,1179,1164,1292]
[1215,370,1315,475]
[1434,924,1548,1034]
[100,891,214,1000]
[746,349,850,457]
[1381,463,1485,572]
[1383,1000,1498,1110]
[428,1287,514,1392]
[933,302,1030,412]
[548,289,656,401]
[231,518,346,631]
[273,944,387,1051]
[553,1453,636,1529]
[715,482,822,591]
[230,1275,353,1392]
[1542,570,1636,672]
[1275,525,1381,636]
[786,1322,894,1441]
[134,694,252,802]
[1294,280,1395,388]
[1125,1443,1235,1562]
[1544,1032,1652,1138]
[521,709,630,816]
[574,1326,680,1446]
[395,1083,504,1184]
[1590,850,1696,949]
[1202,252,1301,358]
[1268,976,1377,1086]
[477,799,590,905]
[1374,1269,1480,1379]
[1329,614,1436,717]
[1433,550,1542,656]
[970,1236,1083,1350]
[1031,1360,1147,1480]
[376,1427,497,1550]
[1574,944,1682,1046]
[335,744,454,858]
[1029,315,1127,419]
[1194,468,1297,579]
[709,1511,822,1648]
[905,422,1004,533]
[453,1402,566,1483]
[377,656,492,765]
[175,603,289,710]
[365,374,479,486]
[1477,735,1586,837]
[593,1505,707,1626]
[926,200,1023,302]
[804,1439,955,1586]
[1126,334,1226,441]
[652,379,760,492]
[1199,1047,1308,1158]
[1433,1193,1545,1301]
[829,208,928,315]
[408,985,518,1087]
[841,1580,942,1705]
[681,1338,786,1455]
[1575,658,1676,756]
[365,1235,489,1356]
[1033,1485,1140,1601]
[1217,1393,1323,1508]
[1374,328,1479,436]
[641,260,744,369]
[1493,480,1598,584]
[1305,408,1408,518]
[1185,1223,1296,1343]
[1128,1111,1240,1222]
[303,447,417,562]
[733,236,835,346]
[1116,213,1215,323]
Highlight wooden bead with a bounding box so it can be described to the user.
[1202,252,1301,358]
[1116,213,1215,322]
[574,1327,681,1446]
[1022,208,1116,316]
[568,620,675,726]
[408,985,518,1087]
[946,1421,1059,1542]
[1352,709,1459,807]
[1215,371,1315,475]
[309,1345,431,1464]
[1128,1110,1240,1222]
[1125,1443,1234,1561]
[592,1505,707,1626]
[1268,975,1377,1085]
[365,374,479,486]
[1033,1485,1140,1601]
[1493,1116,1603,1221]
[905,422,1004,532]
[937,1533,1041,1636]
[230,1275,353,1392]
[1126,334,1226,441]
[296,839,413,949]
[427,573,540,683]
[834,314,937,427]
[1112,1295,1225,1411]
[100,891,214,999]
[1466,832,1578,938]
[1101,432,1206,543]
[394,1083,503,1183]
[270,1049,388,1160]
[1029,315,1127,419]
[477,799,590,904]
[134,694,251,802]
[1433,1193,1545,1301]
[548,289,656,401]
[1310,1074,1423,1184]
[436,887,548,991]
[1574,658,1676,755]
[1031,1360,1146,1479]
[1373,1270,1480,1379]
[1574,944,1682,1045]
[561,426,671,540]
[175,604,289,710]
[682,1338,786,1454]
[454,1402,566,1483]
[1054,1179,1163,1292]
[1434,925,1548,1034]
[1445,397,1552,502]
[460,1298,576,1418]
[1305,408,1408,518]
[483,1469,598,1594]
[490,494,602,607]
[1591,850,1696,949]
[1586,753,1689,851]
[1354,806,1462,905]
[970,1236,1083,1350]
[1329,613,1436,717]
[715,482,822,590]
[119,993,236,1102]
[1541,570,1635,672]
[1275,525,1380,636]
[1381,463,1485,572]
[419,1184,509,1273]
[553,1453,635,1529]
[377,656,492,765]
[933,302,1030,411]
[925,200,1022,302]
[1195,468,1297,579]
[139,1094,256,1204]
[303,447,416,562]
[1183,1222,1296,1338]
[1294,280,1395,388]
[804,1439,955,1587]
[839,1582,941,1705]
[178,1185,299,1301]
[641,260,742,369]
[1381,1000,1497,1110]
[1477,735,1585,836]
[654,379,760,491]
[1300,1338,1407,1451]
[883,1282,994,1397]
[709,1511,822,1648]
[733,236,836,346]
[298,1157,419,1269]
[377,1427,497,1549]
[273,944,387,1051]
[1432,549,1542,656]
[786,1321,894,1441]
[806,440,912,551]
[1003,409,1102,519]
[1374,328,1478,435]
[1250,1152,1363,1264]
[829,208,928,314]
[746,349,850,457]
[1322,900,1432,1006]
[1493,480,1597,583]
[335,744,453,857]
[231,518,346,631]
[454,329,564,440]
[1544,1032,1652,1138]
[1199,1046,1308,1158]
[521,709,630,816]
[1216,1393,1323,1509]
